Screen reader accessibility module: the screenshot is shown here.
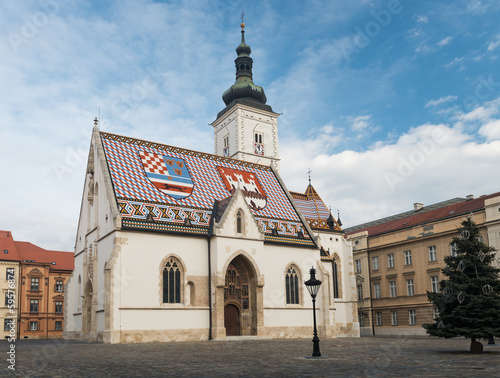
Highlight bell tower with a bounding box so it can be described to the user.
[212,22,280,172]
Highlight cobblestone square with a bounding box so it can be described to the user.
[1,336,499,377]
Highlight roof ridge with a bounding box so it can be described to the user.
[344,197,466,233]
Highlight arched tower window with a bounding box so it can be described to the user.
[163,257,182,303]
[285,264,301,304]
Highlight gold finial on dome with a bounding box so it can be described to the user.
[241,22,245,30]
[240,11,245,30]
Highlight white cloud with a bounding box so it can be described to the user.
[347,115,372,132]
[487,34,500,51]
[425,95,458,108]
[282,120,500,228]
[444,57,465,70]
[415,15,428,23]
[478,119,500,140]
[437,36,453,46]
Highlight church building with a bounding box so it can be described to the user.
[63,23,359,343]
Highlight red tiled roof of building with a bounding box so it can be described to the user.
[0,230,74,270]
[0,230,21,262]
[16,241,74,271]
[345,192,500,237]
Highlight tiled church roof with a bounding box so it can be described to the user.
[290,185,342,232]
[100,132,315,246]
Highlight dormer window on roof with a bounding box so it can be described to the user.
[52,262,56,265]
[3,249,8,254]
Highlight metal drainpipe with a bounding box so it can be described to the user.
[207,236,212,341]
[367,246,375,336]
[46,267,49,340]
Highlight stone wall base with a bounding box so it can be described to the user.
[120,328,209,343]
[335,322,360,338]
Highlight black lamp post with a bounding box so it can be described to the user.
[304,267,322,357]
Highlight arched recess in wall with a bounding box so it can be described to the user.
[94,183,99,226]
[77,275,82,309]
[331,253,342,299]
[236,209,245,235]
[159,255,186,305]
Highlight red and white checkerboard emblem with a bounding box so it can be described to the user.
[139,151,193,199]
[217,166,267,211]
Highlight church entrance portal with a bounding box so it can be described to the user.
[223,256,255,336]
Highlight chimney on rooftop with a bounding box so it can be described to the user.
[466,194,474,200]
[414,203,424,211]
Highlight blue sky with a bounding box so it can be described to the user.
[1,0,500,250]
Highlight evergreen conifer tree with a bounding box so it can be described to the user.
[423,217,500,352]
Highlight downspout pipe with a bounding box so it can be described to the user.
[207,200,219,341]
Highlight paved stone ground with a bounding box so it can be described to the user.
[0,336,498,377]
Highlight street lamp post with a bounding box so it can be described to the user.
[304,267,322,357]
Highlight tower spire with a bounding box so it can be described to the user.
[219,18,273,117]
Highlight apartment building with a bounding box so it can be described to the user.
[346,192,500,336]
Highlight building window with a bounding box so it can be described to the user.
[376,311,383,326]
[30,299,39,313]
[236,210,243,234]
[388,254,395,268]
[358,312,365,327]
[355,259,361,273]
[404,250,412,265]
[5,292,10,306]
[372,256,379,271]
[450,243,458,257]
[4,319,12,331]
[431,276,439,293]
[254,132,264,155]
[332,259,340,298]
[357,285,363,301]
[389,281,397,297]
[55,301,63,313]
[162,258,182,304]
[409,310,417,325]
[30,321,38,331]
[223,135,229,157]
[55,321,62,331]
[428,246,437,261]
[285,265,300,304]
[30,277,40,291]
[374,283,381,299]
[433,308,439,320]
[391,311,398,326]
[55,280,64,292]
[406,279,414,296]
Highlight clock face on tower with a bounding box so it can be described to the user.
[254,143,264,155]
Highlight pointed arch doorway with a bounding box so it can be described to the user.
[223,255,257,336]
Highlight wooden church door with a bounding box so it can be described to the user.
[224,304,240,336]
[224,261,249,336]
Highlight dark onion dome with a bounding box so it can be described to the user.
[218,23,273,118]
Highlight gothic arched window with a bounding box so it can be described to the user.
[237,210,243,234]
[163,258,182,303]
[285,264,300,304]
[332,256,341,299]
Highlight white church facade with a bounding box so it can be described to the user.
[63,24,359,343]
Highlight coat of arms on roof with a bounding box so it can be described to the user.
[216,166,267,211]
[139,151,194,200]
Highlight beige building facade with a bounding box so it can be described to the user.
[346,193,500,336]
